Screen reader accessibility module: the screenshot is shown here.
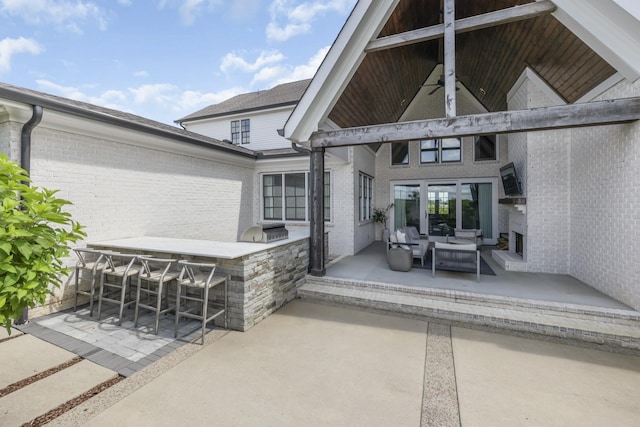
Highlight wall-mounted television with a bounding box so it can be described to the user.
[500,162,523,196]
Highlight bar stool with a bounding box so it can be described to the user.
[97,252,146,325]
[134,257,180,334]
[174,261,228,344]
[72,248,107,316]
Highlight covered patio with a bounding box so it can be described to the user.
[324,242,630,310]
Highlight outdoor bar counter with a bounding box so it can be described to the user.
[88,231,310,331]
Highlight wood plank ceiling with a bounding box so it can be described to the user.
[327,0,616,130]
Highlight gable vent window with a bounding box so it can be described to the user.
[474,135,497,161]
[231,119,250,145]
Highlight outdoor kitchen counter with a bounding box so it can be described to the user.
[88,231,310,259]
[87,231,311,332]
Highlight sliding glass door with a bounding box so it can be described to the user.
[393,184,420,230]
[391,179,497,243]
[427,184,456,236]
[461,183,493,239]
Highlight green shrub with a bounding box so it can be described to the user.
[0,153,85,332]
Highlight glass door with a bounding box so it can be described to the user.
[461,183,493,238]
[427,184,457,237]
[393,184,421,231]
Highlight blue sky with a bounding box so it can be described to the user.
[0,0,356,126]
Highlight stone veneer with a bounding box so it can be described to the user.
[197,237,309,332]
[85,237,310,332]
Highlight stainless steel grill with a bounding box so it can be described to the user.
[239,223,288,243]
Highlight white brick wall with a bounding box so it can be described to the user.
[506,73,640,311]
[569,78,640,311]
[29,126,255,245]
[0,121,21,161]
[524,83,571,274]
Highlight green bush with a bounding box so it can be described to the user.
[0,153,85,332]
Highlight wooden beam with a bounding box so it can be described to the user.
[444,0,456,118]
[365,1,557,53]
[309,147,325,276]
[310,98,640,148]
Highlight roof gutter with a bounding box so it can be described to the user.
[15,104,43,325]
[0,85,256,159]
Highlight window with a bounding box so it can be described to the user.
[420,139,438,163]
[359,173,373,221]
[441,138,461,162]
[231,120,240,144]
[262,171,331,222]
[263,174,282,220]
[241,119,250,144]
[391,142,409,165]
[474,135,497,161]
[419,138,461,164]
[231,119,250,145]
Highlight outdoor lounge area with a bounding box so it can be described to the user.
[323,242,631,309]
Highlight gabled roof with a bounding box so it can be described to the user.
[0,81,256,158]
[176,79,311,124]
[284,0,640,144]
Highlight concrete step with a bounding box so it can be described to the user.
[298,277,640,352]
[0,331,118,426]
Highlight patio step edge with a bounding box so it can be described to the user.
[303,276,640,324]
[297,282,640,351]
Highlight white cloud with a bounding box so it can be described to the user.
[220,50,285,74]
[36,79,128,110]
[0,0,109,33]
[177,87,243,111]
[0,37,43,73]
[134,70,149,78]
[157,0,223,25]
[253,45,329,86]
[33,78,248,125]
[266,0,355,42]
[128,83,178,105]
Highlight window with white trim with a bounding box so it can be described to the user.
[359,172,373,221]
[262,171,331,222]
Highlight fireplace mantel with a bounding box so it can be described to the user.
[499,197,526,205]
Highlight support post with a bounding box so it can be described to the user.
[444,0,456,118]
[309,147,325,276]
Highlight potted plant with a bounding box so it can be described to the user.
[373,203,393,241]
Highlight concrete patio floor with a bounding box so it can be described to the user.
[49,300,640,427]
[325,242,631,310]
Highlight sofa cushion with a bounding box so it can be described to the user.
[435,242,477,251]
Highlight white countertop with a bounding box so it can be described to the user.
[89,230,309,259]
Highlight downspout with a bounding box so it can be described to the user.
[15,105,44,325]
[20,105,43,176]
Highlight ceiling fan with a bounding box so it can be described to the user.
[422,75,461,96]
